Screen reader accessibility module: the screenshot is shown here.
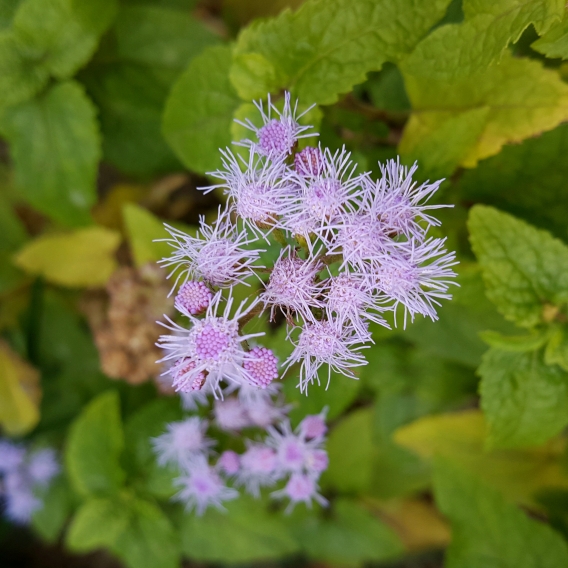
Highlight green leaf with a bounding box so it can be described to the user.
[229,52,284,100]
[0,0,21,30]
[457,123,568,243]
[291,499,403,564]
[395,410,568,508]
[163,44,240,174]
[0,193,27,293]
[433,459,568,568]
[180,496,298,563]
[123,203,174,268]
[232,0,454,105]
[0,81,100,226]
[32,475,75,542]
[479,347,568,448]
[404,0,563,81]
[544,326,568,371]
[479,330,550,352]
[533,17,568,59]
[14,226,121,288]
[66,497,130,552]
[113,498,179,568]
[468,206,568,328]
[401,53,568,170]
[65,391,126,497]
[12,0,117,80]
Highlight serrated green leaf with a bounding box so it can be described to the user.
[468,206,568,328]
[533,17,568,59]
[32,475,75,542]
[291,498,403,564]
[433,459,568,568]
[113,498,179,568]
[163,44,240,174]
[479,348,568,448]
[0,81,100,226]
[180,496,298,563]
[65,391,125,497]
[123,203,173,268]
[458,124,568,242]
[479,330,550,352]
[232,0,454,105]
[395,410,568,507]
[12,0,117,80]
[66,497,130,552]
[404,0,563,81]
[229,52,283,100]
[14,226,121,288]
[401,53,568,169]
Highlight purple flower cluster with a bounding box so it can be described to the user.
[157,91,457,396]
[0,440,59,524]
[152,385,328,515]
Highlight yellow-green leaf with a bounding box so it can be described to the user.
[0,340,40,435]
[14,226,121,288]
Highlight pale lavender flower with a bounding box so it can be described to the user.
[152,417,214,469]
[175,281,212,315]
[374,237,458,325]
[272,473,327,513]
[180,388,210,412]
[158,292,265,396]
[205,149,296,238]
[235,91,315,158]
[3,480,40,524]
[299,409,328,440]
[213,398,250,432]
[237,383,290,429]
[236,444,279,497]
[175,456,238,515]
[294,146,324,176]
[27,449,59,487]
[160,207,263,289]
[285,318,369,393]
[217,451,241,476]
[243,346,279,389]
[0,441,25,474]
[305,449,329,474]
[260,246,324,321]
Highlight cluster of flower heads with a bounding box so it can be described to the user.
[157,91,457,397]
[0,440,59,524]
[152,384,328,515]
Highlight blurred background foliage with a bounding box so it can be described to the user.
[2,0,568,567]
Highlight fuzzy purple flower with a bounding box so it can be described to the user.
[175,281,212,315]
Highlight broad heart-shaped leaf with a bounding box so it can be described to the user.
[0,81,100,226]
[123,203,175,268]
[180,496,299,563]
[468,206,568,328]
[163,44,240,174]
[65,391,126,497]
[533,17,568,59]
[288,498,403,564]
[232,0,454,105]
[479,348,568,448]
[0,340,40,435]
[402,0,563,83]
[433,459,568,568]
[394,410,568,508]
[457,124,568,243]
[14,226,121,288]
[11,0,116,80]
[400,53,568,171]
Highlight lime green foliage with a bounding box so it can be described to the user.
[163,44,240,174]
[468,206,568,329]
[0,81,100,226]
[65,391,126,496]
[434,459,568,568]
[533,16,568,59]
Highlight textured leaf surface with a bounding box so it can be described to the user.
[32,475,75,543]
[533,17,568,59]
[433,459,568,568]
[401,53,568,168]
[0,340,40,435]
[232,0,453,105]
[479,348,568,448]
[14,226,121,288]
[163,44,240,174]
[395,410,568,506]
[468,206,568,328]
[458,124,568,242]
[180,497,299,562]
[0,81,100,226]
[65,391,125,496]
[403,0,563,81]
